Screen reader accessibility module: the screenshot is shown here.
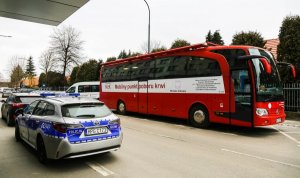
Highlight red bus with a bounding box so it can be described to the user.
[100,43,291,128]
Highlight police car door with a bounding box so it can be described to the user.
[19,100,40,141]
[28,101,47,145]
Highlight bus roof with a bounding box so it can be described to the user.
[103,43,264,66]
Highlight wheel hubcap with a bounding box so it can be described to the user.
[194,110,205,123]
[119,103,125,112]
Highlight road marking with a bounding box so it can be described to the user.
[282,132,300,134]
[221,132,237,136]
[221,148,300,169]
[271,126,300,145]
[86,161,114,176]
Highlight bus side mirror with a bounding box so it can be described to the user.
[259,58,272,74]
[276,62,297,79]
[290,64,296,79]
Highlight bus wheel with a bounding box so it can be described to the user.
[189,105,210,128]
[117,101,126,115]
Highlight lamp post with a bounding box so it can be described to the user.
[143,0,150,53]
[0,34,12,38]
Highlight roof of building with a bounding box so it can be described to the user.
[264,39,280,59]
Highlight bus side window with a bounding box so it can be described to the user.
[155,57,172,79]
[118,63,132,81]
[102,67,113,82]
[187,57,221,77]
[212,49,246,68]
[168,56,187,78]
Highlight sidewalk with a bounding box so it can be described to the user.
[286,111,300,121]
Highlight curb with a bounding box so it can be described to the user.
[285,111,300,121]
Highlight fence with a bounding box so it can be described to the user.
[283,83,300,112]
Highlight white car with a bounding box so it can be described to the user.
[2,88,13,98]
[15,93,122,163]
[65,81,100,99]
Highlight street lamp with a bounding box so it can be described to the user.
[0,34,12,38]
[143,0,150,53]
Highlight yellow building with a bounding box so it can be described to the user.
[21,76,39,88]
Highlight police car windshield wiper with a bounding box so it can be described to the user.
[76,114,95,118]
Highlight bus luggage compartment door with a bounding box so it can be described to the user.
[138,81,148,114]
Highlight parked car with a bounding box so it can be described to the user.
[1,93,41,126]
[0,87,9,93]
[17,88,36,93]
[15,94,122,163]
[65,81,99,99]
[2,88,14,98]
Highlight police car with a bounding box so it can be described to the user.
[15,93,123,163]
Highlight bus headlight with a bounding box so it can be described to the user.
[256,108,268,116]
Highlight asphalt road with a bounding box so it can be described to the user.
[0,101,299,178]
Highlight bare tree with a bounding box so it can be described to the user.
[39,49,56,85]
[7,56,26,87]
[7,56,26,76]
[140,40,166,53]
[0,72,4,82]
[50,26,84,79]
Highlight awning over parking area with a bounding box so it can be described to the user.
[0,0,89,26]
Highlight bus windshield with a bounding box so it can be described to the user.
[249,48,283,102]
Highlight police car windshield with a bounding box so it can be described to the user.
[61,103,112,118]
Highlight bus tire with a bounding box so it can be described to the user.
[189,105,210,128]
[117,101,126,115]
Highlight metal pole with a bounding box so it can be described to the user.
[0,34,12,37]
[143,0,150,53]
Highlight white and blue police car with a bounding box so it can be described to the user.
[15,93,123,163]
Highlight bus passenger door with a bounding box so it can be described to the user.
[138,81,148,114]
[230,69,253,125]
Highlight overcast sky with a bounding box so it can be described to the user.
[0,0,299,80]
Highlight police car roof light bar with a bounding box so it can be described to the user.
[40,93,80,97]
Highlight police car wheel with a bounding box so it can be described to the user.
[15,123,21,142]
[37,136,48,164]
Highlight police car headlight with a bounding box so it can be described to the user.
[109,118,120,126]
[256,108,268,116]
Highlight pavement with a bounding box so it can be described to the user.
[286,111,300,121]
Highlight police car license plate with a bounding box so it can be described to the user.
[276,118,282,123]
[86,127,108,136]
